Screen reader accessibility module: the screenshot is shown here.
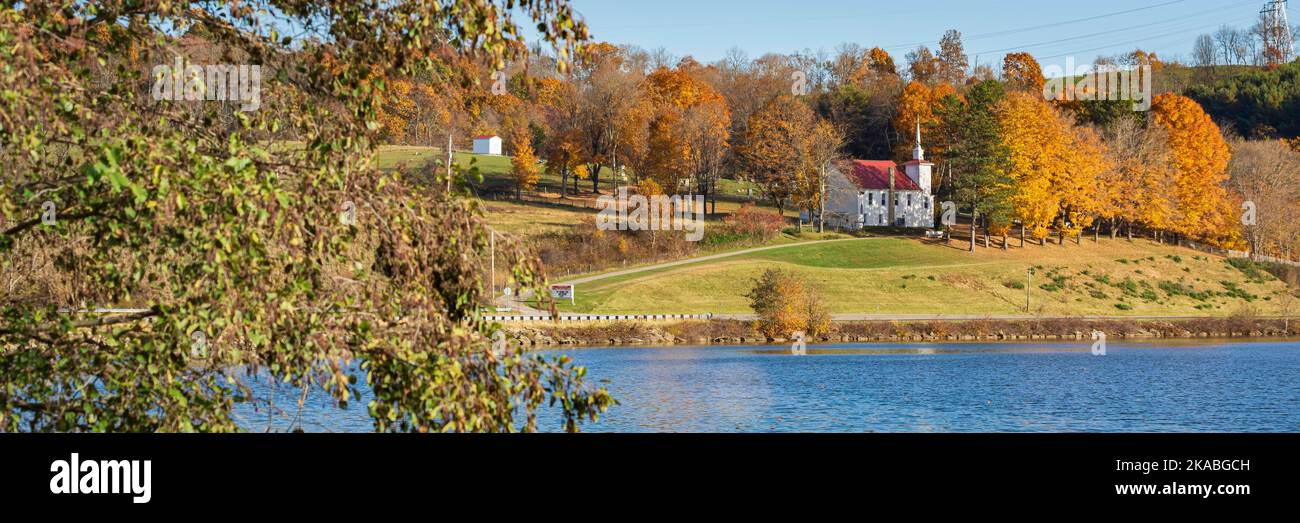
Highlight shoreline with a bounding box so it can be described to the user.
[505,317,1300,348]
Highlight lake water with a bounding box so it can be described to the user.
[234,339,1300,432]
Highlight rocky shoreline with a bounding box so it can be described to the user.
[504,318,1299,348]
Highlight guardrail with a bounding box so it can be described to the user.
[484,313,714,322]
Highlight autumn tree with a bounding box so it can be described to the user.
[533,76,581,197]
[1228,139,1300,260]
[801,120,846,232]
[511,139,541,199]
[999,91,1063,245]
[1151,93,1234,243]
[1002,52,1045,94]
[0,0,611,433]
[868,47,898,77]
[643,65,731,197]
[998,89,1113,247]
[906,46,938,84]
[741,94,816,216]
[745,269,831,339]
[712,50,799,182]
[573,42,642,194]
[1098,118,1176,241]
[936,30,969,87]
[894,81,956,176]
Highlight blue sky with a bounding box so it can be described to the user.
[568,0,1287,68]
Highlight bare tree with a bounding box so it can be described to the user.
[1193,33,1218,83]
[1228,139,1300,261]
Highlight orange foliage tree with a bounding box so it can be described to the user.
[1151,93,1234,243]
[1002,52,1045,94]
[894,80,956,160]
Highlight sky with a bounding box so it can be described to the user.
[567,0,1291,69]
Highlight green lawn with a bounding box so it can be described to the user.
[556,237,1299,317]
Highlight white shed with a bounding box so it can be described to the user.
[473,135,502,155]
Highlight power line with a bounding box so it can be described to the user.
[881,0,1190,51]
[1037,15,1259,60]
[972,0,1258,57]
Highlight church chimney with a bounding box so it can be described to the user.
[888,166,896,226]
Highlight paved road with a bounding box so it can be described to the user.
[715,314,1296,322]
[500,237,883,314]
[488,312,1296,322]
[557,237,883,286]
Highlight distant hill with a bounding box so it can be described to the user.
[1187,60,1300,139]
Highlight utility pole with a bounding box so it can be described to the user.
[1026,268,1033,313]
[490,230,496,307]
[445,132,454,193]
[818,161,826,234]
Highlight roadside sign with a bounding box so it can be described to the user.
[550,284,575,304]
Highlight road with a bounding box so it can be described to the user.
[499,237,883,314]
[556,237,882,286]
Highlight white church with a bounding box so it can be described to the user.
[824,126,935,229]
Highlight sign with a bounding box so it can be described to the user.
[550,284,575,304]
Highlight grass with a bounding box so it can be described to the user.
[375,145,802,238]
[555,237,1298,316]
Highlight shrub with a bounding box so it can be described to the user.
[723,203,785,243]
[745,269,830,338]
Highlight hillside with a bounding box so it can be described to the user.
[555,237,1298,317]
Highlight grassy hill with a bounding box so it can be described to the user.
[556,237,1298,317]
[373,146,1297,319]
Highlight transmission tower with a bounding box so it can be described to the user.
[1260,0,1295,65]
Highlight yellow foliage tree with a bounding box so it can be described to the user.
[998,91,1065,244]
[510,140,540,199]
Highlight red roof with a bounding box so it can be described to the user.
[834,160,921,191]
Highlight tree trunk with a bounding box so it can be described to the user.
[969,210,977,253]
[983,216,989,248]
[560,166,568,198]
[1020,223,1026,248]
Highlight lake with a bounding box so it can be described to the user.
[234,339,1300,432]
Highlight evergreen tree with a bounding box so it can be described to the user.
[938,80,1014,252]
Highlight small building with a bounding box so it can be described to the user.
[824,126,935,229]
[473,135,502,155]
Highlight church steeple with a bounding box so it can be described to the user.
[912,122,925,161]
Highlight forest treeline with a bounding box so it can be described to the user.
[371,28,1300,259]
